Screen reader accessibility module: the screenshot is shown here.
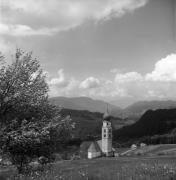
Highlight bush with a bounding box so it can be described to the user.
[1,116,73,173]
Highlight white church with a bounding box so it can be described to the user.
[80,110,114,159]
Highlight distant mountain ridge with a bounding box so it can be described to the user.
[49,97,176,120]
[49,97,176,143]
[49,96,122,115]
[123,100,176,118]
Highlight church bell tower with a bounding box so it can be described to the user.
[102,106,112,156]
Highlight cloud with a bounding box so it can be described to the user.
[0,23,58,36]
[113,54,176,100]
[145,54,176,82]
[115,72,143,83]
[47,54,176,102]
[0,0,149,36]
[48,69,80,97]
[79,77,100,89]
[48,69,69,87]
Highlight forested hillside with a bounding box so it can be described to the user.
[60,109,125,140]
[114,109,176,144]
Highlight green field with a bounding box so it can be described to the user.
[1,156,176,180]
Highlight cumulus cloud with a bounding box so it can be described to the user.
[48,69,69,87]
[145,54,176,82]
[0,0,149,36]
[48,54,176,102]
[48,69,80,97]
[115,72,143,83]
[113,54,176,100]
[79,77,100,89]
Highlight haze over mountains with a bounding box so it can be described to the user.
[123,100,176,118]
[50,97,176,119]
[49,96,122,114]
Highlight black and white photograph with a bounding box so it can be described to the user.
[0,0,176,179]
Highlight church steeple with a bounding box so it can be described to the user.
[102,105,112,156]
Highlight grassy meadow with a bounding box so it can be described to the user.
[1,156,176,180]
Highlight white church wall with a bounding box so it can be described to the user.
[88,152,101,159]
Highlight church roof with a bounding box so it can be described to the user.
[88,141,101,153]
[80,141,92,152]
[97,140,102,150]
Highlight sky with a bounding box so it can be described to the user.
[0,0,176,107]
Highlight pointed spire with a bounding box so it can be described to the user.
[103,103,111,121]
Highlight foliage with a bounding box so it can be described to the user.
[0,49,58,125]
[0,50,75,173]
[1,115,73,173]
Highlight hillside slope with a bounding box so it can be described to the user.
[120,144,176,156]
[123,100,176,118]
[114,109,176,139]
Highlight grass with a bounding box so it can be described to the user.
[120,144,176,156]
[3,156,176,180]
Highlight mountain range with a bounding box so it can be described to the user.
[50,96,176,120]
[121,100,176,119]
[50,96,122,115]
[50,97,176,145]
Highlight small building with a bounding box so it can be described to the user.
[140,143,146,147]
[131,144,137,150]
[80,109,114,159]
[114,150,119,157]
